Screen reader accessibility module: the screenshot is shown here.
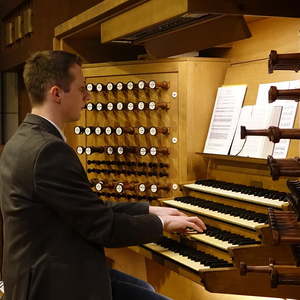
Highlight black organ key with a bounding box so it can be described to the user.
[174,196,269,225]
[195,179,288,202]
[148,237,233,269]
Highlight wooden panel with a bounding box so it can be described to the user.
[143,16,251,58]
[223,17,300,64]
[5,22,13,46]
[229,244,297,266]
[101,0,188,43]
[203,267,300,298]
[0,0,103,71]
[54,0,149,39]
[188,0,300,18]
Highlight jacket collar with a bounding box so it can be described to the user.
[23,113,64,141]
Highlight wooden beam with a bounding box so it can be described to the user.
[188,0,300,18]
[143,15,251,59]
[54,0,149,39]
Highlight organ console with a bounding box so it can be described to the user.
[269,85,300,103]
[72,55,300,298]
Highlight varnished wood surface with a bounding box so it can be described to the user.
[54,0,148,38]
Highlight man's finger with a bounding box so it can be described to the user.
[187,216,206,230]
[186,221,203,233]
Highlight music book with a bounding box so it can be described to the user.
[204,85,247,155]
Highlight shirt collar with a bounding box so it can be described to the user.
[38,115,67,142]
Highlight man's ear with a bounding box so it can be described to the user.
[49,85,62,104]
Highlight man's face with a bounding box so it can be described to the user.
[61,64,89,122]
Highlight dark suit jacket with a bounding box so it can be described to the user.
[0,114,162,300]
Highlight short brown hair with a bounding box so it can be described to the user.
[23,50,82,106]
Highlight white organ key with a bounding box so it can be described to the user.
[184,183,286,208]
[190,233,237,250]
[163,200,264,230]
[143,243,210,271]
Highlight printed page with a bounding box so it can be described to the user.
[256,80,299,158]
[229,105,253,156]
[238,105,282,158]
[204,85,247,155]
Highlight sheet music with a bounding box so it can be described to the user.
[229,106,253,156]
[237,105,282,158]
[204,85,247,155]
[256,80,299,158]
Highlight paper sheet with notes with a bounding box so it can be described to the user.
[256,80,299,158]
[230,105,282,158]
[204,85,247,155]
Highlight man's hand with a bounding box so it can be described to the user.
[149,206,187,217]
[160,215,206,233]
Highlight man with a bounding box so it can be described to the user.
[0,51,206,300]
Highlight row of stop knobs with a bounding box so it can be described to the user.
[75,126,169,136]
[86,80,169,92]
[91,180,171,193]
[88,168,168,177]
[85,101,169,112]
[77,146,169,156]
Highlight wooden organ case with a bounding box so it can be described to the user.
[56,10,300,300]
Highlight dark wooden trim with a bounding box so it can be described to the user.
[188,0,300,18]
